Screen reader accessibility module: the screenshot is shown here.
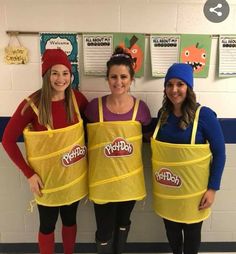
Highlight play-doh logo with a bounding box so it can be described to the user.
[104,137,133,157]
[62,145,87,167]
[154,168,182,187]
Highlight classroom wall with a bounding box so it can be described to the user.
[0,0,236,250]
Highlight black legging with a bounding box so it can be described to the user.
[37,201,79,234]
[163,219,203,254]
[94,200,136,242]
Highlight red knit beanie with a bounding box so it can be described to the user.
[41,48,72,76]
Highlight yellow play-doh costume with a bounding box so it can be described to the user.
[87,97,146,204]
[151,106,212,223]
[23,91,88,206]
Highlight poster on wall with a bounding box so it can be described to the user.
[180,34,212,78]
[150,34,180,77]
[83,34,113,76]
[219,35,236,77]
[40,33,79,89]
[113,33,145,77]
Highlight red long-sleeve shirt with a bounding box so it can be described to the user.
[2,89,88,179]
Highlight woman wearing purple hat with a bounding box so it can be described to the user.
[151,63,226,254]
[2,49,88,254]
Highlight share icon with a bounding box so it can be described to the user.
[204,0,230,23]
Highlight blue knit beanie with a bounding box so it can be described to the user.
[164,63,194,89]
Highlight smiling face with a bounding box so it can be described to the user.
[107,65,133,96]
[50,64,71,99]
[165,78,188,109]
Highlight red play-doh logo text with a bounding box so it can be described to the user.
[104,137,133,157]
[62,145,87,167]
[154,168,182,187]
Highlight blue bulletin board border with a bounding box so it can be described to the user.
[40,33,78,62]
[40,33,79,88]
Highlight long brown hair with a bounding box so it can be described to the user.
[22,69,75,128]
[160,87,197,130]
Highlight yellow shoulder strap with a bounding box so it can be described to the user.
[152,107,202,144]
[25,97,52,130]
[152,106,201,144]
[152,113,162,139]
[25,92,81,130]
[25,97,38,116]
[190,106,202,144]
[98,97,103,122]
[98,97,140,122]
[71,90,82,122]
[132,99,140,121]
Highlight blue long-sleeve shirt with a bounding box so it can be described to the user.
[156,106,226,190]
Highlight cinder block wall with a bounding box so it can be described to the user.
[0,0,236,245]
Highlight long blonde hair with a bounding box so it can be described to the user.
[160,87,197,130]
[22,69,75,128]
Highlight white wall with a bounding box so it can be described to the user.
[0,0,236,245]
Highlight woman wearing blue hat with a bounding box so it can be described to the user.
[151,63,226,254]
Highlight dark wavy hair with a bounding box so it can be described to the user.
[106,46,135,79]
[160,87,198,130]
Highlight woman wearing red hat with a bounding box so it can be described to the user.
[2,48,88,254]
[151,63,226,254]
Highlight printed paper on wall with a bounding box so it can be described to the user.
[180,34,212,78]
[219,35,236,77]
[40,33,79,89]
[83,34,113,76]
[150,35,180,77]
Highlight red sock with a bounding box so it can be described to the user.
[38,232,54,254]
[62,224,77,254]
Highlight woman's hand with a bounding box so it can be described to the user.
[199,189,216,210]
[28,174,44,196]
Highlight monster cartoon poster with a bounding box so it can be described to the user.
[180,34,212,78]
[113,33,145,77]
[40,33,79,89]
